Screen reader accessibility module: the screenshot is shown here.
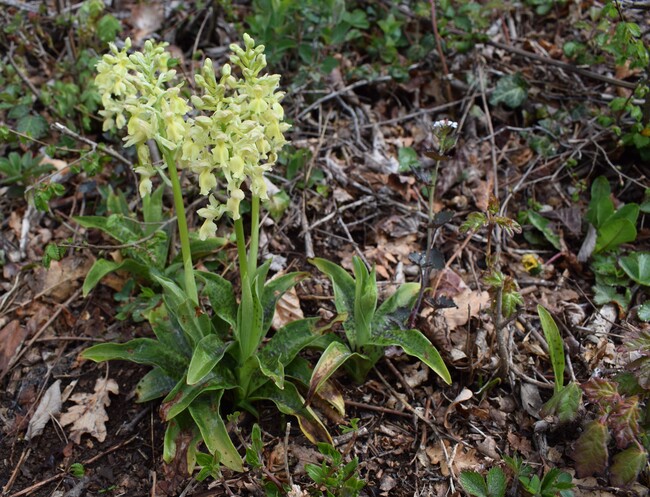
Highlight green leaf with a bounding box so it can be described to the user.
[286,356,346,416]
[540,382,582,423]
[249,381,332,444]
[537,305,565,391]
[459,471,488,497]
[367,328,451,384]
[619,252,650,286]
[527,211,561,250]
[262,271,309,332]
[96,14,121,43]
[252,317,323,393]
[595,218,637,252]
[460,212,488,233]
[573,420,609,477]
[198,271,238,328]
[486,467,507,497]
[311,258,355,313]
[307,341,363,405]
[375,282,419,318]
[81,338,188,377]
[187,335,231,385]
[586,176,614,228]
[490,73,528,108]
[609,445,647,487]
[82,258,151,296]
[16,114,48,139]
[135,367,177,402]
[352,257,377,347]
[188,392,243,472]
[237,271,264,361]
[398,146,420,173]
[161,369,236,420]
[638,302,650,321]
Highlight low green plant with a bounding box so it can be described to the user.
[585,176,641,309]
[573,374,648,486]
[460,455,574,497]
[81,35,341,475]
[308,255,451,386]
[304,441,365,497]
[537,305,582,423]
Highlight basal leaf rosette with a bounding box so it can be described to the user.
[186,33,290,238]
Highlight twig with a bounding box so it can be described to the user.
[2,448,31,495]
[8,288,82,371]
[51,122,132,167]
[478,36,640,91]
[284,422,292,487]
[7,435,138,497]
[429,0,453,103]
[296,76,392,121]
[7,44,41,99]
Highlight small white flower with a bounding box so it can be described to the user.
[432,118,458,129]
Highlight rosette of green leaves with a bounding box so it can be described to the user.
[83,261,341,473]
[307,256,451,390]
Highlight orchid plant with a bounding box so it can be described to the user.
[81,35,341,476]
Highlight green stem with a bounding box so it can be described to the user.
[162,147,198,304]
[426,160,441,265]
[247,195,260,282]
[234,217,249,283]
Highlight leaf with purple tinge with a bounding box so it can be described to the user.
[573,419,609,477]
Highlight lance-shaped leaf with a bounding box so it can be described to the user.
[82,338,188,378]
[286,356,345,416]
[198,271,238,328]
[307,341,365,408]
[262,271,309,332]
[249,381,332,444]
[610,445,647,487]
[187,335,231,385]
[352,257,377,347]
[237,272,264,361]
[252,317,324,393]
[573,419,609,477]
[188,391,243,472]
[74,214,141,245]
[82,258,152,296]
[540,381,581,423]
[311,258,357,347]
[145,304,193,358]
[161,370,236,421]
[586,176,614,228]
[367,328,451,384]
[595,218,637,253]
[537,305,565,392]
[375,282,419,318]
[152,273,206,345]
[135,367,177,402]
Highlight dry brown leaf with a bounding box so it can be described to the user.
[271,278,304,330]
[28,256,94,301]
[26,380,61,440]
[440,289,490,331]
[425,439,483,476]
[0,320,28,380]
[59,378,119,443]
[130,4,164,43]
[444,387,473,430]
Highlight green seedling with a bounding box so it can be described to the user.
[308,256,451,386]
[305,442,365,497]
[537,305,581,423]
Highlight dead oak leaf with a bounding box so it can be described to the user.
[59,378,119,443]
